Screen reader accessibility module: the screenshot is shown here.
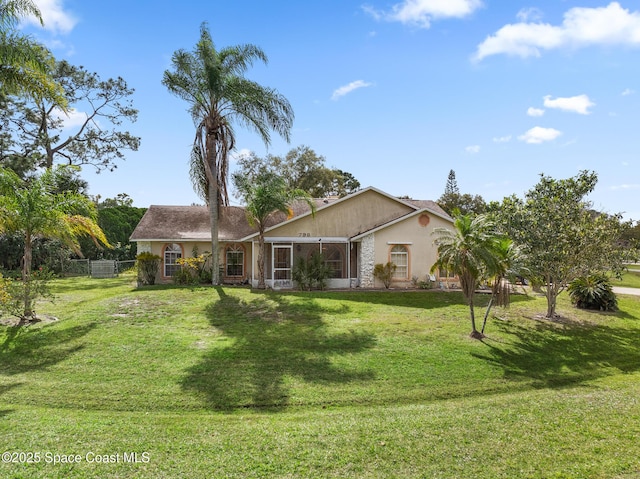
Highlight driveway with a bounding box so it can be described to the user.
[613,287,640,296]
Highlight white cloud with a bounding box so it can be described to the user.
[610,183,640,190]
[622,88,635,96]
[465,145,481,154]
[230,148,253,163]
[518,126,562,144]
[516,7,543,23]
[527,107,545,117]
[331,80,372,100]
[51,107,88,129]
[473,2,640,62]
[543,94,595,114]
[24,0,77,34]
[363,0,482,28]
[492,135,512,143]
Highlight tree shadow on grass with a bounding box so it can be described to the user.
[0,322,96,375]
[181,288,376,412]
[474,318,640,388]
[0,322,96,415]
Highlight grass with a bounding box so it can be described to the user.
[616,269,640,288]
[1,273,640,478]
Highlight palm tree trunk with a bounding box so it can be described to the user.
[205,131,220,286]
[22,232,34,319]
[481,295,494,334]
[257,229,266,289]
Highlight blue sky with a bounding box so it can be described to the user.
[22,0,640,220]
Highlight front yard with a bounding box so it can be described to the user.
[1,275,639,478]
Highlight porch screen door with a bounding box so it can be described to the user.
[273,244,292,281]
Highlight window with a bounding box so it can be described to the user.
[226,244,244,277]
[390,245,408,279]
[322,244,344,279]
[164,243,182,277]
[438,268,456,278]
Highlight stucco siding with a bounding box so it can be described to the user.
[265,189,415,239]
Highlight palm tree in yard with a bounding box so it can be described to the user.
[0,0,66,105]
[162,23,294,285]
[0,166,109,320]
[480,236,525,334]
[431,213,500,339]
[233,171,314,289]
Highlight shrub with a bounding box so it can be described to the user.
[568,274,618,311]
[0,269,54,320]
[136,252,161,286]
[374,262,396,289]
[292,252,331,291]
[174,253,211,285]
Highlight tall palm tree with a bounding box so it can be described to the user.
[234,171,314,289]
[0,166,109,320]
[162,23,294,285]
[431,213,499,339]
[0,0,66,105]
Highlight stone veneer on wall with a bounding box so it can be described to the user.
[359,233,375,288]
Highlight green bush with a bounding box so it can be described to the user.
[0,269,54,320]
[568,274,618,311]
[136,252,161,286]
[292,252,331,291]
[374,262,396,289]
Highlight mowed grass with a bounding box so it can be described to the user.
[1,275,640,478]
[617,269,640,288]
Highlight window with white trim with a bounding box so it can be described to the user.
[164,243,182,277]
[226,244,244,277]
[390,245,409,279]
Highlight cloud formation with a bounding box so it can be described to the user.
[51,107,88,129]
[363,0,482,28]
[492,135,511,143]
[473,2,640,61]
[518,126,562,144]
[527,107,545,117]
[543,94,595,114]
[25,0,77,34]
[465,145,480,154]
[331,80,372,100]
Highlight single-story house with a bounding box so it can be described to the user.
[129,186,455,289]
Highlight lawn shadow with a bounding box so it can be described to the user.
[474,318,640,388]
[0,322,96,375]
[181,287,376,412]
[287,288,537,312]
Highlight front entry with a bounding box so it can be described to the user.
[272,244,293,288]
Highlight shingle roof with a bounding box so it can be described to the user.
[129,195,446,242]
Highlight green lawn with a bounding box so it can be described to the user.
[1,274,640,478]
[617,269,640,288]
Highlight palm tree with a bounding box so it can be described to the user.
[431,213,499,339]
[480,237,525,334]
[162,23,294,285]
[234,171,314,289]
[0,166,109,320]
[0,0,66,105]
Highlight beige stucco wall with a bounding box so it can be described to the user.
[370,212,452,288]
[266,189,415,239]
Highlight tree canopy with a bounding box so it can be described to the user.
[233,145,360,199]
[0,60,139,176]
[493,170,630,318]
[437,170,486,216]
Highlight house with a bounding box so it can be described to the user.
[129,186,454,289]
